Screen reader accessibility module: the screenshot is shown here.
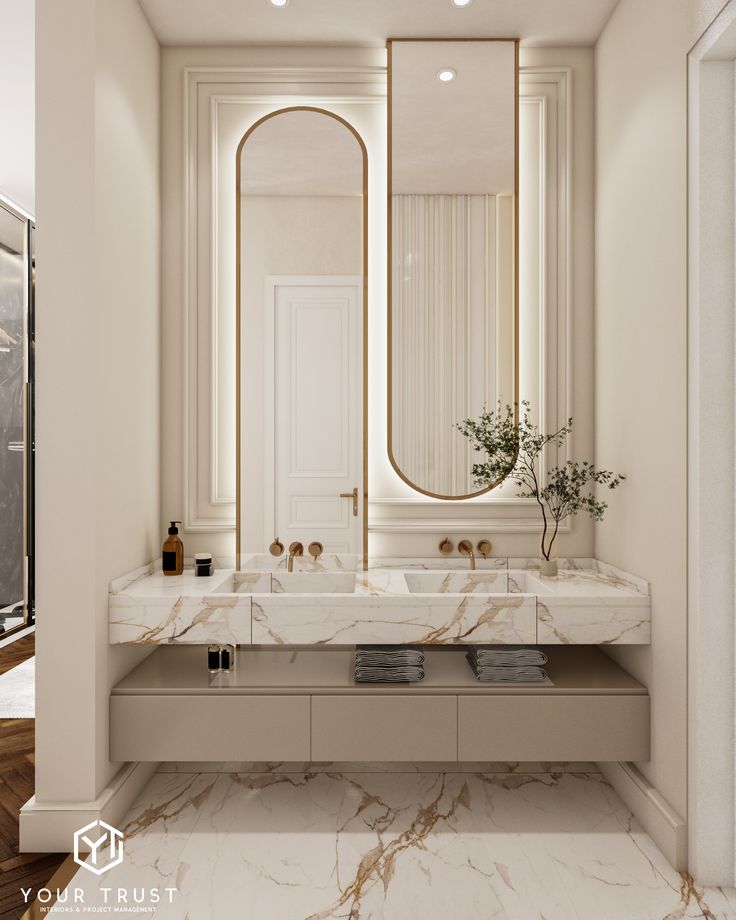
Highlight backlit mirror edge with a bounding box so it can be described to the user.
[386,37,520,501]
[234,106,370,571]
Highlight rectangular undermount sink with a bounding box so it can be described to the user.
[403,571,509,594]
[271,573,357,594]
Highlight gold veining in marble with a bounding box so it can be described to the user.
[52,768,736,919]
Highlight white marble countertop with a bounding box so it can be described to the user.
[108,557,650,647]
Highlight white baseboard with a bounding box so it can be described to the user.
[601,761,687,871]
[0,625,34,650]
[19,760,158,853]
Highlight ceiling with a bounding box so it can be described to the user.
[240,111,363,196]
[137,0,620,47]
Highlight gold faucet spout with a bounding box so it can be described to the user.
[287,541,304,572]
[458,540,476,570]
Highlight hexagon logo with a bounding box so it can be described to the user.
[73,820,125,876]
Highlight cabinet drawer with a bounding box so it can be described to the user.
[311,695,457,761]
[458,695,649,762]
[110,695,310,762]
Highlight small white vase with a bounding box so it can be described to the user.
[539,557,558,577]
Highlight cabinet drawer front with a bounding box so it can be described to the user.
[311,695,457,761]
[458,695,649,762]
[110,695,310,762]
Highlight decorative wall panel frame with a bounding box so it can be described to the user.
[181,66,570,536]
[181,66,385,531]
[370,66,573,533]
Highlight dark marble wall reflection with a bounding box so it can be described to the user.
[0,212,25,611]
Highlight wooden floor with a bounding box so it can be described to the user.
[0,634,66,919]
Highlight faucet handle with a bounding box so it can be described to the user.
[439,537,454,555]
[269,538,284,557]
[308,541,324,562]
[477,540,492,559]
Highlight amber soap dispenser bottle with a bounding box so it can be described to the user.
[163,521,184,576]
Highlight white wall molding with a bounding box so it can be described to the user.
[601,762,687,872]
[182,65,385,532]
[687,1,736,887]
[20,761,157,853]
[368,498,571,534]
[369,497,572,534]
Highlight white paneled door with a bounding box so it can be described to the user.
[265,277,362,553]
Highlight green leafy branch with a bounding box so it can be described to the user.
[457,401,625,560]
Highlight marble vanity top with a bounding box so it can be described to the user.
[109,557,650,647]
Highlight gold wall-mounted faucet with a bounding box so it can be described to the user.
[458,540,476,570]
[287,541,304,572]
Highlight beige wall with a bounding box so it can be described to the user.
[35,0,159,804]
[688,0,730,46]
[595,0,689,818]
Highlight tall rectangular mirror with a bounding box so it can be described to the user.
[388,39,518,499]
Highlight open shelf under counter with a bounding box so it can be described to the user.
[110,646,649,764]
[112,645,645,696]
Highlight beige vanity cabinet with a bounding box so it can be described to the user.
[110,647,649,765]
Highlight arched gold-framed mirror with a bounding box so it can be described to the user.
[235,107,368,570]
[387,39,519,500]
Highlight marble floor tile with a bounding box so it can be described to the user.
[51,770,736,919]
[49,772,218,917]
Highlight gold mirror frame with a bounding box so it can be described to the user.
[235,106,369,570]
[386,38,520,501]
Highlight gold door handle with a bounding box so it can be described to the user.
[340,487,359,517]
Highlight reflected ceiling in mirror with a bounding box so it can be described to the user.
[388,39,518,500]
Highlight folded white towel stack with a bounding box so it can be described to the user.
[467,645,548,683]
[354,645,425,683]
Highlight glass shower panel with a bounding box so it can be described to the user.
[0,203,26,632]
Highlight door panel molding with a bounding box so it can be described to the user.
[264,276,362,552]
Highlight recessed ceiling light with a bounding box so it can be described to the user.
[437,69,456,82]
[268,0,289,6]
[451,0,472,6]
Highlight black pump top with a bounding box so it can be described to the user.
[168,521,181,535]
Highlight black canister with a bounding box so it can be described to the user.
[207,645,221,673]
